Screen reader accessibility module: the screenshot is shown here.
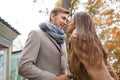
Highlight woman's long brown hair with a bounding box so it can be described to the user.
[74,12,107,66]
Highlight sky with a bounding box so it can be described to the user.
[0,0,58,50]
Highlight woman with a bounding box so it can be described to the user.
[67,12,118,80]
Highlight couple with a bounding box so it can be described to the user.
[18,7,118,80]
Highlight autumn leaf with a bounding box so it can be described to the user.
[111,27,118,36]
[55,0,62,7]
[102,9,114,15]
[116,13,120,18]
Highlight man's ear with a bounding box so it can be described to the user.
[50,13,55,21]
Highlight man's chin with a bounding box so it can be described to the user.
[58,26,64,30]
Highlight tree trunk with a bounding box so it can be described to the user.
[62,0,71,33]
[62,0,71,10]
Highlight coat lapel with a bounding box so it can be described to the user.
[45,32,61,52]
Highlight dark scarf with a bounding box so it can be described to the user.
[39,22,66,44]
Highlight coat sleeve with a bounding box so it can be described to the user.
[18,30,56,80]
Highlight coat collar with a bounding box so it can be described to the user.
[45,32,63,54]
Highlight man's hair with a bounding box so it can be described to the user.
[49,7,69,21]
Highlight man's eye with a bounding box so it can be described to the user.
[62,17,66,20]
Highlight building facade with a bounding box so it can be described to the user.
[0,17,20,80]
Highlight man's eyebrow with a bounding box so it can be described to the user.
[62,16,66,19]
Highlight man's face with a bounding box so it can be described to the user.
[51,12,68,30]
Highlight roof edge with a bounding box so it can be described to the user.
[0,17,21,35]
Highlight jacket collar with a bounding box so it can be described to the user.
[45,32,64,54]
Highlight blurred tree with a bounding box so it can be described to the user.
[84,0,120,71]
[56,0,80,17]
[62,0,71,9]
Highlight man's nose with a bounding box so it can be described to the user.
[63,20,67,25]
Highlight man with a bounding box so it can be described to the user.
[18,7,69,80]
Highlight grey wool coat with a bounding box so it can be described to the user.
[18,29,68,80]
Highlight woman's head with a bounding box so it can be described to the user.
[74,12,94,32]
[67,12,95,33]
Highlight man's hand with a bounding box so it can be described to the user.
[55,74,69,80]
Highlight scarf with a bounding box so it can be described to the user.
[39,22,66,44]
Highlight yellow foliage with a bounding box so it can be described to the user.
[102,9,114,15]
[99,30,106,39]
[105,31,120,51]
[55,0,80,8]
[111,27,118,36]
[106,21,113,26]
[55,0,62,7]
[106,15,113,21]
[117,13,120,18]
[106,43,114,50]
[93,17,103,26]
[71,0,80,8]
[106,42,120,51]
[116,32,120,39]
[87,0,101,9]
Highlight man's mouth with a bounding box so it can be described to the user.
[60,23,65,27]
